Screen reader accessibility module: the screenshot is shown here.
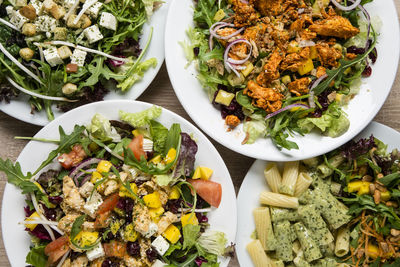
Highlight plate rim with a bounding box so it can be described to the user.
[165,0,400,161]
[1,99,237,267]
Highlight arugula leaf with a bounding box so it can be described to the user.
[0,159,36,194]
[111,166,144,204]
[25,245,47,267]
[379,173,400,187]
[33,125,86,175]
[163,124,181,155]
[71,215,87,239]
[182,224,201,250]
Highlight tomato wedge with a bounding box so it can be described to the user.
[127,135,147,161]
[57,144,87,169]
[96,193,120,216]
[44,235,70,264]
[103,240,127,258]
[188,179,222,208]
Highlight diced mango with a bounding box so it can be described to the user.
[310,46,318,60]
[181,213,199,227]
[149,207,165,222]
[143,191,162,208]
[287,41,300,53]
[25,212,40,231]
[358,182,371,195]
[169,186,181,200]
[119,183,138,199]
[215,90,235,106]
[150,155,162,164]
[97,160,112,173]
[123,224,139,242]
[132,129,141,137]
[367,244,379,259]
[74,231,99,247]
[281,75,291,85]
[213,9,225,21]
[348,181,371,195]
[162,224,181,244]
[200,167,213,180]
[381,191,391,201]
[241,62,254,77]
[91,171,102,183]
[192,167,202,179]
[110,220,121,235]
[298,58,314,76]
[165,148,177,164]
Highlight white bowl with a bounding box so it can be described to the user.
[165,0,400,161]
[1,100,237,267]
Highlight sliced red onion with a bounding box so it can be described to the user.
[240,0,249,4]
[224,39,252,76]
[265,104,310,120]
[298,40,316,47]
[209,22,244,40]
[298,8,305,14]
[209,34,214,50]
[309,74,328,108]
[80,175,91,187]
[69,158,102,179]
[356,3,371,50]
[73,168,96,186]
[330,0,361,11]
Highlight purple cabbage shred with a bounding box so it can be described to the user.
[341,135,375,160]
[195,256,208,266]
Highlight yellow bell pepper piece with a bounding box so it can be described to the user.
[298,58,314,76]
[149,207,165,222]
[123,224,139,242]
[143,191,162,208]
[25,212,40,231]
[162,224,181,244]
[347,181,363,193]
[367,244,379,259]
[287,41,300,53]
[97,160,112,173]
[74,231,99,247]
[181,213,199,227]
[192,167,202,179]
[165,148,177,164]
[310,46,318,59]
[213,9,225,22]
[192,166,213,180]
[381,191,391,201]
[169,186,181,200]
[358,182,371,195]
[150,155,162,164]
[241,62,254,77]
[119,183,138,199]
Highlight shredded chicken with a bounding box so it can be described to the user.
[256,49,285,86]
[315,43,342,67]
[244,80,284,113]
[157,211,178,234]
[309,15,360,39]
[62,176,85,212]
[280,47,310,72]
[132,205,151,235]
[287,77,311,96]
[232,0,259,27]
[58,214,80,234]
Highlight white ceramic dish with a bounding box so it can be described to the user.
[1,100,237,267]
[0,1,170,126]
[165,0,400,161]
[236,121,400,266]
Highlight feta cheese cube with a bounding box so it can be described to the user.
[142,138,153,153]
[83,25,103,44]
[83,191,103,218]
[6,6,14,16]
[85,1,102,18]
[34,15,57,32]
[152,260,167,267]
[43,46,63,66]
[151,235,170,256]
[144,222,158,238]
[99,11,117,31]
[70,49,87,66]
[86,242,104,261]
[10,10,29,29]
[63,0,77,9]
[30,0,43,15]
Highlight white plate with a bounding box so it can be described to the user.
[236,121,400,267]
[0,1,170,126]
[1,100,237,267]
[165,0,400,161]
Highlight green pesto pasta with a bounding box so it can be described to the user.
[294,222,322,262]
[271,207,300,222]
[274,220,294,262]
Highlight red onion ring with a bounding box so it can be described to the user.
[355,3,371,50]
[224,39,252,76]
[266,104,310,120]
[309,74,328,108]
[240,0,249,4]
[209,22,244,40]
[69,158,101,179]
[330,0,361,11]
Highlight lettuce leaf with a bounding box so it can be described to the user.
[197,229,227,256]
[345,15,382,48]
[88,113,121,142]
[242,120,267,144]
[142,0,158,17]
[119,106,162,128]
[116,57,157,91]
[26,245,47,267]
[183,224,201,250]
[149,120,169,154]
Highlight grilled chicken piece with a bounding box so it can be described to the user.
[309,15,359,39]
[288,77,311,96]
[63,176,85,212]
[157,212,178,234]
[232,0,259,27]
[58,214,80,234]
[244,80,284,113]
[281,47,311,72]
[256,49,285,86]
[132,205,151,235]
[315,43,342,67]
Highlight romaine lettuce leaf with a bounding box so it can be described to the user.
[116,57,157,92]
[88,113,121,142]
[119,106,162,128]
[197,229,227,256]
[242,120,267,144]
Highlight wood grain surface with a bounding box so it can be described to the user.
[0,3,399,266]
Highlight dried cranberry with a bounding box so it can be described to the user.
[346,46,365,55]
[196,213,208,223]
[193,47,200,56]
[146,248,157,262]
[42,206,57,221]
[101,258,119,267]
[369,47,377,64]
[165,199,182,213]
[48,196,63,205]
[146,151,154,159]
[362,66,372,77]
[195,256,208,266]
[127,241,140,257]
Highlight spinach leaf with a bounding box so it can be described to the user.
[25,245,47,267]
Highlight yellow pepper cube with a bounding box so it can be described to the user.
[165,148,177,164]
[213,9,225,22]
[358,182,371,195]
[75,231,99,247]
[162,224,181,244]
[367,244,379,259]
[347,181,363,193]
[192,167,202,179]
[123,224,139,242]
[119,183,138,199]
[181,213,199,227]
[150,155,162,164]
[287,41,300,53]
[310,46,318,59]
[143,191,162,208]
[149,207,165,221]
[298,58,314,76]
[25,211,40,231]
[241,62,254,77]
[169,186,181,200]
[97,160,112,173]
[381,191,391,201]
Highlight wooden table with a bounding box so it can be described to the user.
[0,6,399,266]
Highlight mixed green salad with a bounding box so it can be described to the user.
[0,106,232,266]
[0,0,161,120]
[183,0,381,150]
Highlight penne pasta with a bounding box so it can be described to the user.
[253,207,275,251]
[317,154,345,178]
[246,240,272,267]
[264,162,282,193]
[294,172,313,197]
[260,191,299,209]
[279,161,299,196]
[274,220,294,262]
[271,208,299,222]
[335,227,350,257]
[294,222,323,262]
